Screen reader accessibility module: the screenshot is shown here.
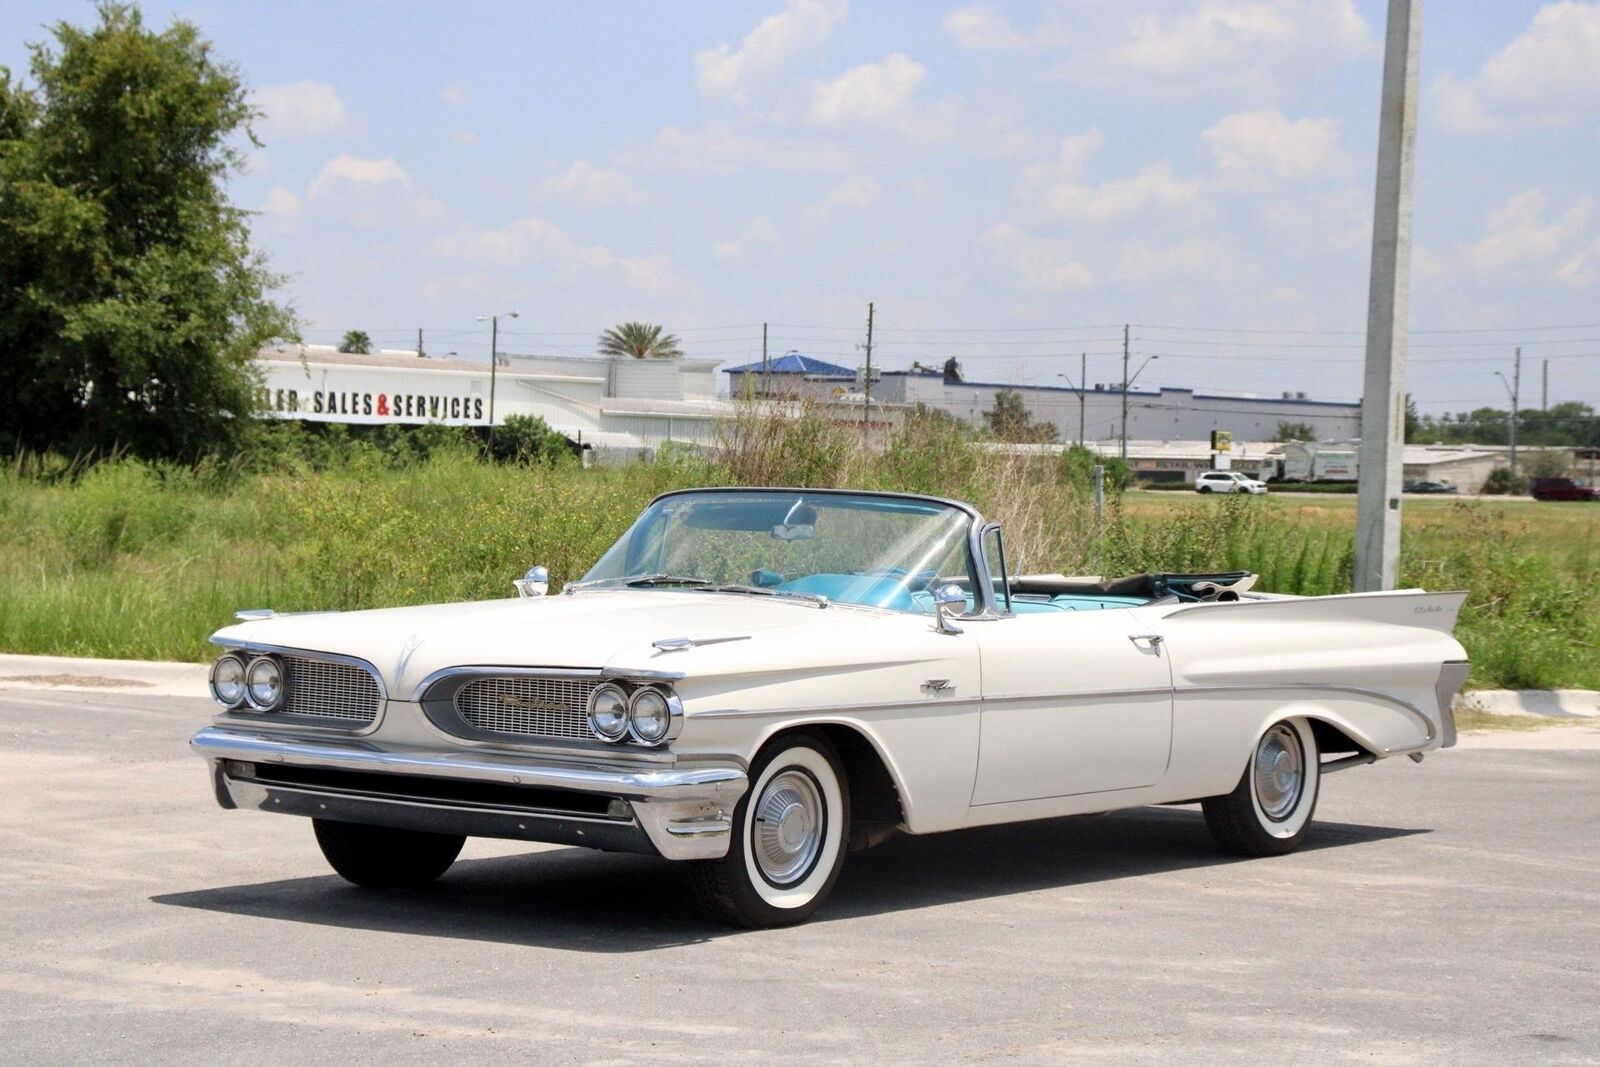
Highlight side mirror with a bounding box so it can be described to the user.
[933,583,966,635]
[513,565,550,598]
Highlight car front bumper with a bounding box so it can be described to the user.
[190,727,748,860]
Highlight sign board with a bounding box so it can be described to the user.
[1210,429,1233,452]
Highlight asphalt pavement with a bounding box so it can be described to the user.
[2,687,1597,1065]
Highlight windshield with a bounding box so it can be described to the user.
[577,490,976,614]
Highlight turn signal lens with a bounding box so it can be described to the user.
[587,683,629,742]
[244,655,285,711]
[209,654,247,708]
[628,687,672,744]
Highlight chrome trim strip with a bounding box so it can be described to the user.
[410,664,602,701]
[209,638,390,701]
[192,726,746,800]
[1174,682,1436,750]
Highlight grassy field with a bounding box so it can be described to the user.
[2,417,1595,690]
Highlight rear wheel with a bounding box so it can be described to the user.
[313,819,465,888]
[690,732,849,928]
[1202,718,1320,856]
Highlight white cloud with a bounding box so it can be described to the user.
[1021,137,1200,225]
[1203,110,1343,179]
[635,122,851,174]
[434,218,682,294]
[262,186,301,218]
[1064,1,1374,95]
[808,53,927,126]
[980,222,1095,291]
[942,5,1070,50]
[438,83,472,107]
[536,160,644,205]
[253,81,347,137]
[1116,239,1226,282]
[695,0,847,100]
[1459,189,1594,276]
[309,155,412,198]
[714,216,787,261]
[1556,236,1600,287]
[807,175,880,221]
[1431,2,1600,132]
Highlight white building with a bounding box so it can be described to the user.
[253,345,732,461]
[875,369,1361,444]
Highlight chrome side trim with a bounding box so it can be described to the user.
[1175,682,1436,751]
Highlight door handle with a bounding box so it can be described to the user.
[1128,634,1164,651]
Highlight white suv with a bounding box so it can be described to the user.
[1195,470,1269,495]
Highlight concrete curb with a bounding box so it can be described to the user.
[1454,689,1600,720]
[0,653,207,698]
[2,652,1597,720]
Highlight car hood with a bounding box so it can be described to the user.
[212,590,894,698]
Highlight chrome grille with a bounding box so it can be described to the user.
[455,676,598,740]
[280,656,380,724]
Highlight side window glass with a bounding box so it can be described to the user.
[982,525,1010,613]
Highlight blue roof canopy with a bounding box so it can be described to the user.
[724,353,856,378]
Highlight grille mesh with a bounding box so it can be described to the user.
[279,656,381,724]
[455,676,599,740]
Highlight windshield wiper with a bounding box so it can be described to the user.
[566,573,713,592]
[703,584,829,608]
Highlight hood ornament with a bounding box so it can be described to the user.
[652,635,753,653]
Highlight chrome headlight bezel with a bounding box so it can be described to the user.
[243,654,287,711]
[586,682,631,743]
[209,653,248,709]
[626,686,675,745]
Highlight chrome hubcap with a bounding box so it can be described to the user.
[752,770,824,886]
[1253,724,1305,821]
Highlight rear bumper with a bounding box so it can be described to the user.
[190,726,747,860]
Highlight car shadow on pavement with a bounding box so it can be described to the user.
[151,806,1426,952]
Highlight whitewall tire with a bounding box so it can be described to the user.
[690,732,849,928]
[1202,716,1321,856]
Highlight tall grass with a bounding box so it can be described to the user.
[1,406,1595,689]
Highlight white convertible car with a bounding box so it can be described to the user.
[192,488,1469,927]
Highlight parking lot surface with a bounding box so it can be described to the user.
[2,688,1597,1065]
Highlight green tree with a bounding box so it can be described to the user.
[1059,443,1129,491]
[0,3,293,461]
[1274,420,1317,442]
[339,330,372,354]
[597,322,682,359]
[490,414,576,466]
[984,389,1058,444]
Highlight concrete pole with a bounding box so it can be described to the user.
[1353,0,1422,593]
[1119,324,1130,463]
[1509,347,1520,484]
[1079,352,1086,446]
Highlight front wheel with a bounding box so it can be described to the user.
[313,819,465,888]
[1202,718,1320,856]
[690,732,850,928]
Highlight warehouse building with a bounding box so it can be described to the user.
[253,345,731,461]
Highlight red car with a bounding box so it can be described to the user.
[1531,477,1600,501]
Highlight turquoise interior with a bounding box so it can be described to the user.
[778,572,1149,615]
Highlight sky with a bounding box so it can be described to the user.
[5,0,1599,414]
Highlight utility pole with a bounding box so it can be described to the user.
[863,302,874,440]
[1353,0,1422,593]
[416,327,425,358]
[1542,358,1548,411]
[1120,324,1130,462]
[762,322,769,376]
[476,310,520,451]
[1079,352,1087,446]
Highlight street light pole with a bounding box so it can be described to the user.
[1121,352,1158,462]
[477,310,520,452]
[1496,347,1521,486]
[1057,352,1088,446]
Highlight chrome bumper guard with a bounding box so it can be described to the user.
[190,727,746,860]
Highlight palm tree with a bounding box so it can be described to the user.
[597,322,683,359]
[339,330,372,354]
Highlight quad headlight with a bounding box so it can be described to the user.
[587,683,630,742]
[209,654,247,708]
[628,687,672,744]
[244,655,286,711]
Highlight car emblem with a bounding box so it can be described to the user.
[922,679,956,695]
[497,692,569,713]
